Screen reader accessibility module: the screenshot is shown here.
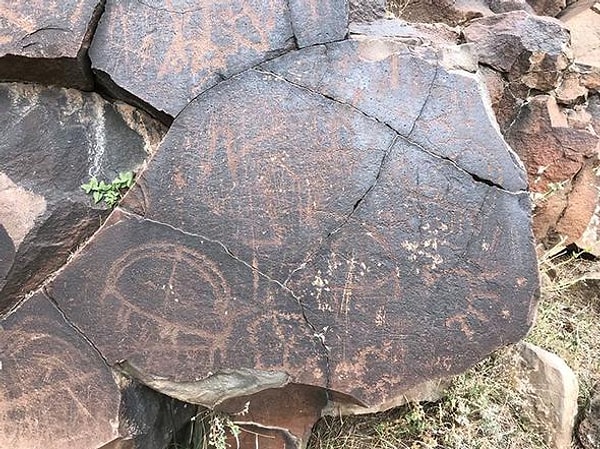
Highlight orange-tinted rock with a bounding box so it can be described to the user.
[505,95,599,193]
[464,11,571,91]
[0,292,192,449]
[89,0,348,118]
[555,162,600,247]
[0,0,102,89]
[46,37,538,412]
[218,384,328,448]
[0,83,165,313]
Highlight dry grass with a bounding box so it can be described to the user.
[308,244,600,449]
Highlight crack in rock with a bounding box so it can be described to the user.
[116,208,332,388]
[42,287,111,368]
[256,67,525,194]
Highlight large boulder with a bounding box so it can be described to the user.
[0,83,166,314]
[0,291,193,449]
[41,33,539,444]
[89,0,349,119]
[0,1,103,90]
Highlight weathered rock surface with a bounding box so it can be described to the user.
[0,291,193,449]
[506,95,598,193]
[0,1,103,90]
[41,36,539,421]
[0,83,166,313]
[464,11,572,91]
[349,0,387,22]
[579,392,600,449]
[515,342,579,449]
[388,0,493,25]
[527,0,566,16]
[89,0,348,118]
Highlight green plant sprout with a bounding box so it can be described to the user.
[81,171,135,208]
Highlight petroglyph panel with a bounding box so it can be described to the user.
[48,210,326,386]
[0,292,121,449]
[89,0,294,116]
[44,37,538,408]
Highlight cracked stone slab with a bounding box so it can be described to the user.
[286,136,538,403]
[0,291,193,449]
[89,0,347,118]
[44,36,539,411]
[48,209,326,405]
[0,0,102,89]
[262,36,526,191]
[0,82,166,314]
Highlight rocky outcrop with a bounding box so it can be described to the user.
[0,83,166,314]
[36,32,539,445]
[0,1,103,90]
[89,0,348,119]
[0,1,553,447]
[464,11,572,91]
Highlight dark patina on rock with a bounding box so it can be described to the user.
[89,0,348,118]
[0,1,103,90]
[0,292,193,449]
[46,36,539,411]
[0,83,165,313]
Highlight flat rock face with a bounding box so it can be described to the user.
[45,37,539,409]
[0,0,101,89]
[89,0,348,117]
[464,11,572,91]
[0,292,192,449]
[0,83,165,313]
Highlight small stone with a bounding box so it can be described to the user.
[555,71,588,105]
[516,343,579,449]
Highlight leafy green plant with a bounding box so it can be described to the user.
[81,171,135,208]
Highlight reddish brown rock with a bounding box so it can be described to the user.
[0,291,192,449]
[505,95,599,193]
[0,0,102,90]
[217,384,328,449]
[45,37,538,415]
[555,162,600,248]
[0,83,165,314]
[89,0,348,118]
[464,11,572,91]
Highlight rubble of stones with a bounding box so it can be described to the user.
[0,0,596,448]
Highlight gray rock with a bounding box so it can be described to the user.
[0,83,166,314]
